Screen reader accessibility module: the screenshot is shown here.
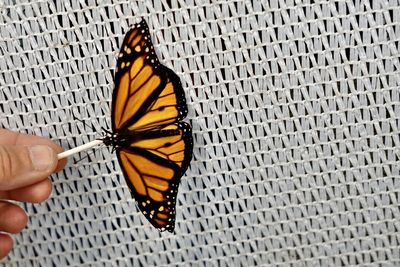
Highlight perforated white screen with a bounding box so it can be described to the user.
[0,1,400,266]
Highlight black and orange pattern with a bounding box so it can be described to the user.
[105,19,193,232]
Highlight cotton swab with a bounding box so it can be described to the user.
[57,139,104,160]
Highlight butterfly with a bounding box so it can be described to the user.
[102,19,193,232]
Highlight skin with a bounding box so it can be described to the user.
[0,129,66,260]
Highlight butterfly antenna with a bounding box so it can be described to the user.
[73,114,96,133]
[73,143,106,164]
[101,126,113,136]
[73,150,95,164]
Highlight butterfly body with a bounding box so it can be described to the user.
[103,123,187,152]
[107,19,193,232]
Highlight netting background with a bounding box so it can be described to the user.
[0,0,400,266]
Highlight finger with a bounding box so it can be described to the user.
[0,201,28,234]
[0,145,58,191]
[0,178,52,203]
[0,129,67,172]
[0,234,12,260]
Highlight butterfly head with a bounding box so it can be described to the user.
[102,129,143,152]
[102,131,129,151]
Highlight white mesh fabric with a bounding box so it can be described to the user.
[0,0,400,266]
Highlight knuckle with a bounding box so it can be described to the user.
[0,146,13,184]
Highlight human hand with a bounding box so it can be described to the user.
[0,129,66,260]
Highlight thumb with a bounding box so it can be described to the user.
[0,145,58,191]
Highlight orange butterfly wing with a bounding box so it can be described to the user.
[117,122,192,231]
[111,20,192,232]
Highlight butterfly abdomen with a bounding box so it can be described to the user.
[103,127,180,147]
[125,128,180,140]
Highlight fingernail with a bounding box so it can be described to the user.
[29,146,54,171]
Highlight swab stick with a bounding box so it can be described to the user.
[57,139,104,160]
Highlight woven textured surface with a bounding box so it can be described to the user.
[1,0,400,266]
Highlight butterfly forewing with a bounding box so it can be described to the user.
[112,21,166,131]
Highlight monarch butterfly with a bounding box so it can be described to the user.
[69,19,192,232]
[58,19,192,231]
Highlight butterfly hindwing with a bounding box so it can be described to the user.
[116,122,192,231]
[128,66,188,131]
[130,122,193,172]
[117,149,179,230]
